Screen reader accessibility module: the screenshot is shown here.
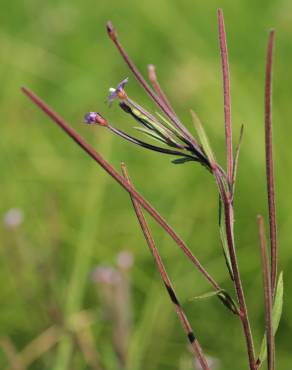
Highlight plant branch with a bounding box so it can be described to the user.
[121,162,211,370]
[264,30,277,295]
[106,22,206,158]
[21,86,220,292]
[217,9,233,186]
[257,215,275,370]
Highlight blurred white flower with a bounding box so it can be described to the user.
[116,250,134,270]
[91,266,121,285]
[194,355,219,370]
[3,208,24,228]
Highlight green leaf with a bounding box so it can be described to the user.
[141,117,181,147]
[258,272,284,363]
[156,112,185,140]
[134,126,168,145]
[190,289,239,315]
[131,107,172,139]
[232,124,244,193]
[190,110,216,166]
[219,198,234,280]
[190,289,224,301]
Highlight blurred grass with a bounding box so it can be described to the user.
[1,0,292,369]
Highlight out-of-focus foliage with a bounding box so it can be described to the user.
[0,0,291,369]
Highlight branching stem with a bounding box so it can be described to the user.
[21,86,221,293]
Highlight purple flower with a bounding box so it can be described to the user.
[84,112,99,124]
[108,77,129,106]
[84,112,108,126]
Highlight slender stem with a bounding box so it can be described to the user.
[264,30,277,295]
[217,9,233,186]
[257,215,275,370]
[121,163,211,370]
[147,64,177,116]
[21,86,221,292]
[106,22,206,159]
[217,10,256,368]
[214,169,256,370]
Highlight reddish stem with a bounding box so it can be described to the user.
[214,169,256,370]
[217,9,233,186]
[121,163,211,370]
[264,30,277,295]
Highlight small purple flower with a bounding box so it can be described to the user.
[108,77,129,106]
[84,112,108,126]
[84,112,99,124]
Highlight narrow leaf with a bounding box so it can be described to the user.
[272,271,284,334]
[258,271,283,363]
[190,290,224,301]
[219,198,234,280]
[134,126,168,145]
[132,110,183,148]
[190,289,239,316]
[172,157,197,165]
[232,124,244,193]
[156,112,186,139]
[190,110,216,167]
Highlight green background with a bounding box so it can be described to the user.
[0,0,291,368]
